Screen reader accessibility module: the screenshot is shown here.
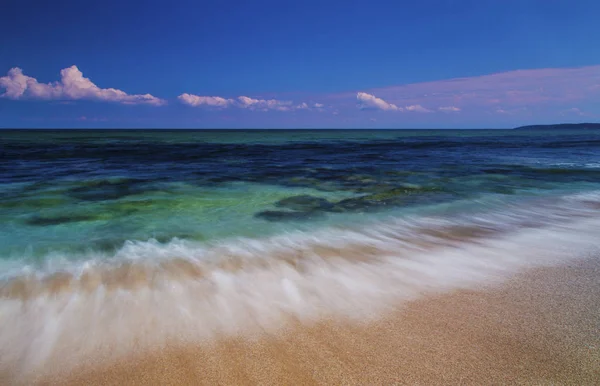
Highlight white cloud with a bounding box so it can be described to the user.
[357,92,401,111]
[179,93,323,112]
[357,92,437,113]
[237,96,293,111]
[0,66,166,106]
[296,102,326,111]
[177,94,234,108]
[439,106,461,112]
[405,104,433,113]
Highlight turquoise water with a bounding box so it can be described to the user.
[1,129,600,379]
[1,129,599,263]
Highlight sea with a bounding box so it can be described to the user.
[1,128,600,378]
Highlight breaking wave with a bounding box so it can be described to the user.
[1,192,600,380]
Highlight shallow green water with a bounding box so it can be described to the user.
[1,129,600,266]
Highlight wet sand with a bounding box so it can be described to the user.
[27,258,600,385]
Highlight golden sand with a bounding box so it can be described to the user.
[22,258,598,386]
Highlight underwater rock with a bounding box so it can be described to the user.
[482,168,514,175]
[330,186,446,212]
[275,195,333,211]
[255,210,324,222]
[90,237,129,252]
[354,183,396,194]
[1,196,69,209]
[25,213,98,226]
[284,177,342,192]
[105,199,158,214]
[68,178,148,201]
[366,186,440,199]
[331,197,379,212]
[285,176,324,188]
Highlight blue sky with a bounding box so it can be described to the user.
[1,0,599,128]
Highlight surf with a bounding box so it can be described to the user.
[1,191,600,380]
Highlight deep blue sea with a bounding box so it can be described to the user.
[2,129,600,260]
[1,129,600,376]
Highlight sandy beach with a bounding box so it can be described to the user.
[25,257,596,386]
[4,1,600,384]
[3,128,600,386]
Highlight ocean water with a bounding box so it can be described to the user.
[1,129,600,378]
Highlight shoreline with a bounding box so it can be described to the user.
[32,257,600,385]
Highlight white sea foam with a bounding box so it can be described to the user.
[1,192,600,380]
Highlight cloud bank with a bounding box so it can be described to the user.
[178,93,324,111]
[355,65,600,114]
[0,66,166,106]
[2,64,599,125]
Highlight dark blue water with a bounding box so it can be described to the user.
[1,129,600,260]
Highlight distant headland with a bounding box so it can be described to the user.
[514,123,600,130]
